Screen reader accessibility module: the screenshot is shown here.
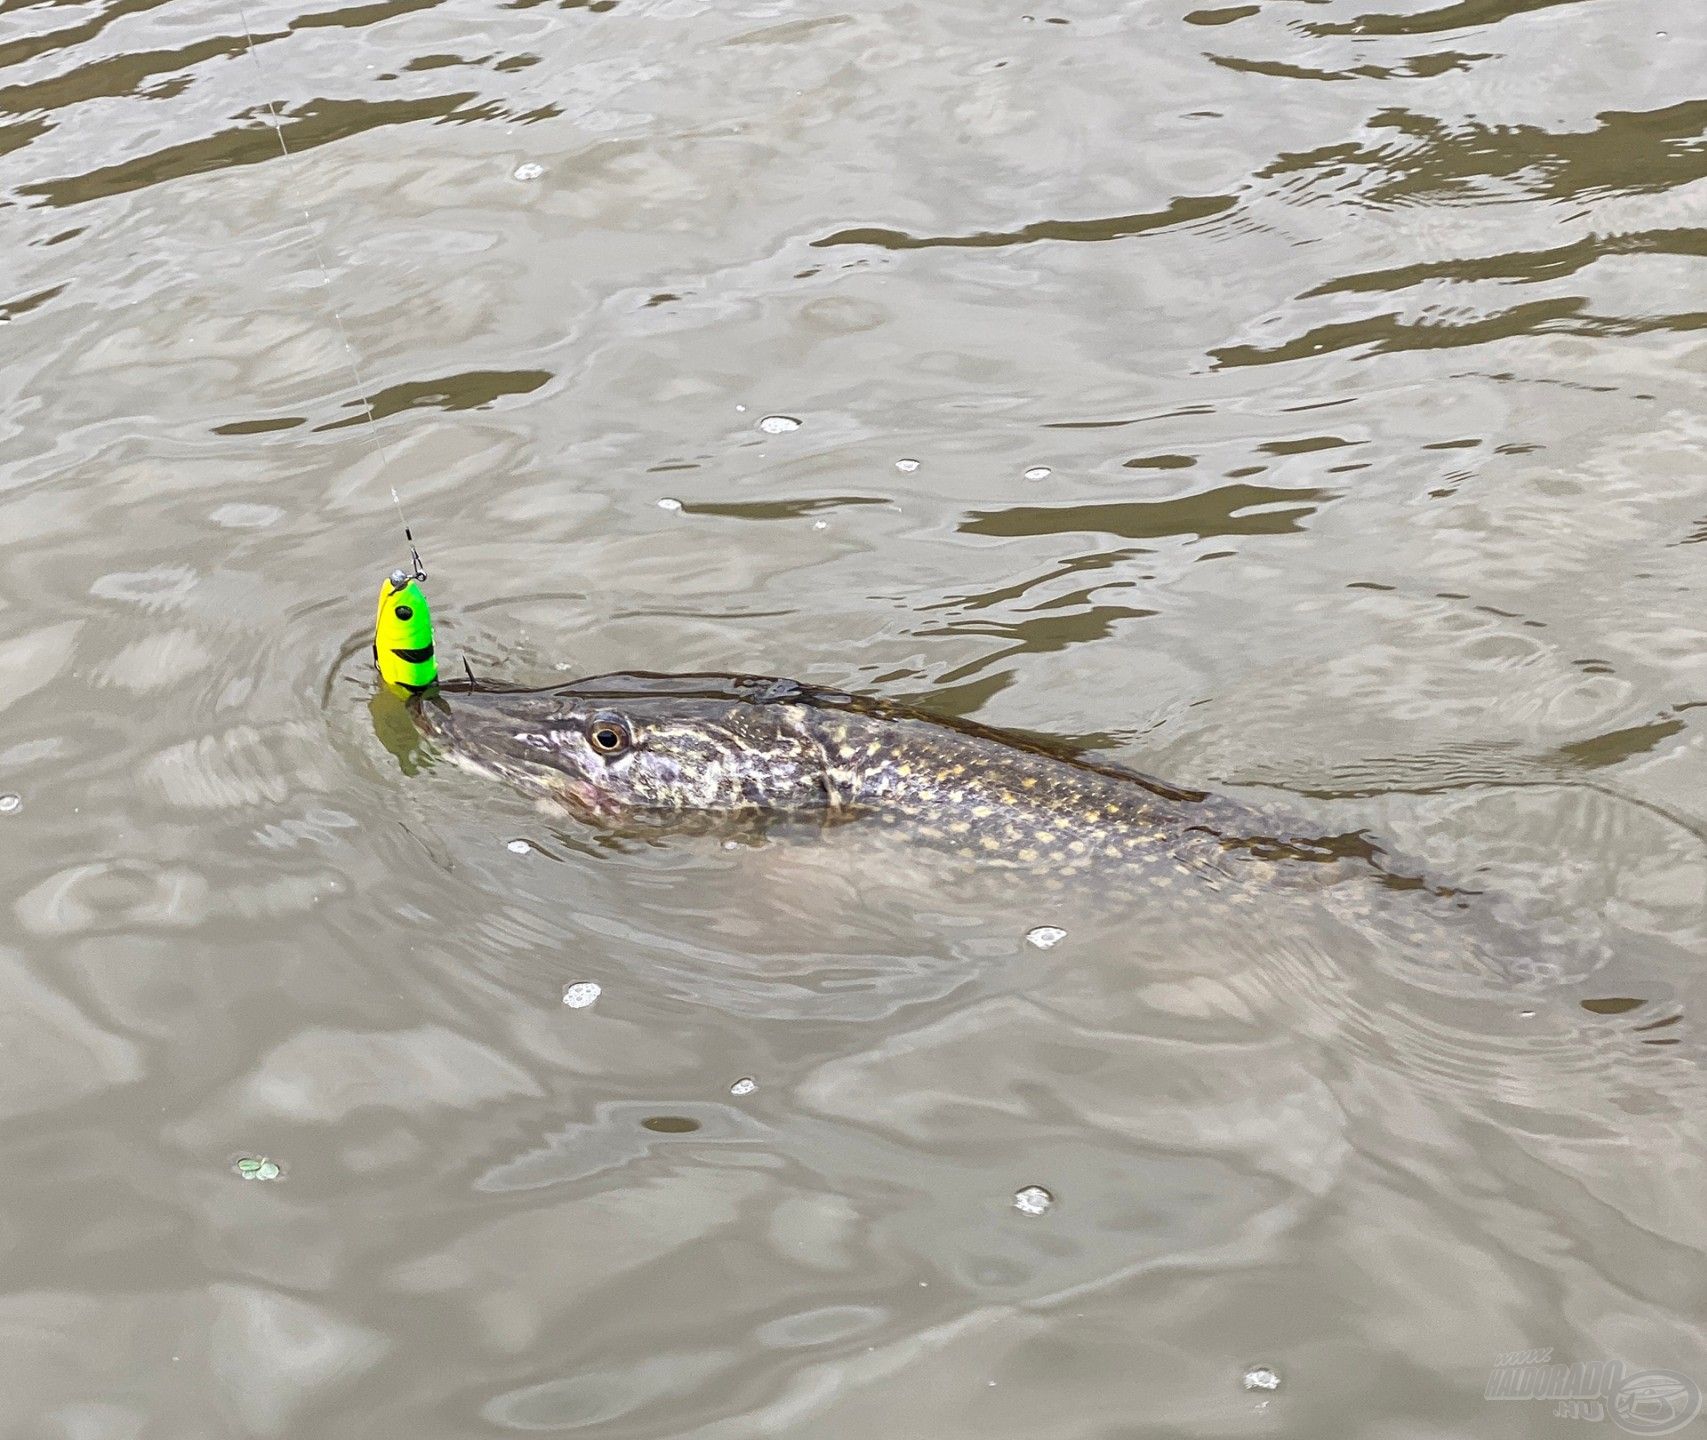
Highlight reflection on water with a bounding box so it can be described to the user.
[2,0,1706,1433]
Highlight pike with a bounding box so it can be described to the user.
[369,573,1689,1035]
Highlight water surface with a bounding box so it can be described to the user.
[2,0,1705,1434]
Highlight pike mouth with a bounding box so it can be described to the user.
[413,704,622,820]
[539,771,625,820]
[440,741,623,820]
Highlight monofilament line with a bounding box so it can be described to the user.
[229,0,422,567]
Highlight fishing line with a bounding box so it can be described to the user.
[230,0,425,580]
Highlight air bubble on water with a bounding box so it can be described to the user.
[813,520,828,530]
[562,982,601,1009]
[1013,1185,1053,1216]
[1025,925,1067,950]
[506,839,531,855]
[895,458,920,473]
[234,1156,282,1181]
[758,415,801,434]
[657,497,683,512]
[1024,466,1052,481]
[513,162,544,181]
[730,1076,757,1096]
[0,794,20,815]
[1243,1366,1281,1392]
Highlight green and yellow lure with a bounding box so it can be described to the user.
[374,569,437,693]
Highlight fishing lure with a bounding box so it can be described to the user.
[374,568,437,693]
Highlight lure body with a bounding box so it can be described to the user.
[374,570,437,692]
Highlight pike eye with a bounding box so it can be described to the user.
[394,605,413,621]
[588,715,630,756]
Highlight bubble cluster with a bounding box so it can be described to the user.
[506,839,531,855]
[513,162,544,181]
[1243,1367,1281,1392]
[757,415,801,434]
[234,1156,282,1181]
[562,982,601,1009]
[730,1076,757,1096]
[1025,925,1067,949]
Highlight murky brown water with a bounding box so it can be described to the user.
[3,0,1706,1434]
